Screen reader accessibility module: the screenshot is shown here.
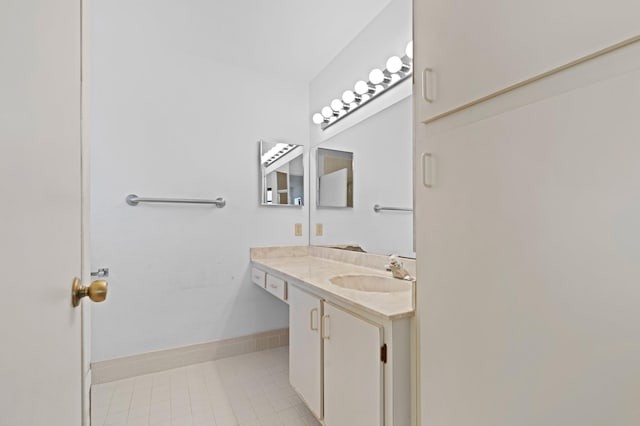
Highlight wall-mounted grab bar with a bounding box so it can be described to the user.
[373,204,413,213]
[126,194,226,208]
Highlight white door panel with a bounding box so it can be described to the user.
[323,302,383,426]
[0,1,84,425]
[289,285,323,419]
[414,0,640,122]
[416,65,640,425]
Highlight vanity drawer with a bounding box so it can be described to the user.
[266,274,287,302]
[251,267,266,288]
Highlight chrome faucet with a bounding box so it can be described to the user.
[385,255,414,280]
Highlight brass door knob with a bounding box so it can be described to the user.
[72,277,108,307]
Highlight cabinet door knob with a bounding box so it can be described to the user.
[321,315,330,340]
[422,67,435,103]
[310,308,319,331]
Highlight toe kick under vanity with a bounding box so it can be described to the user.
[250,246,415,426]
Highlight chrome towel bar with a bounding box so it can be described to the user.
[126,194,226,208]
[373,204,413,213]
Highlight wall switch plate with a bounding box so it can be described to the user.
[316,223,323,236]
[295,223,302,236]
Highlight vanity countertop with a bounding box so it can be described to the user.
[251,246,415,320]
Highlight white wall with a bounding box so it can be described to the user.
[90,2,309,361]
[309,0,414,256]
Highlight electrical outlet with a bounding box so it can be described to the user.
[294,223,302,236]
[316,223,323,236]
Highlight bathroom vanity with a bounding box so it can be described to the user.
[250,246,415,426]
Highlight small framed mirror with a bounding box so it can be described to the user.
[316,148,353,208]
[259,140,304,206]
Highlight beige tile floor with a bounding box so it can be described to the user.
[91,346,321,426]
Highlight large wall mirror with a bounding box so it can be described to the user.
[259,140,304,206]
[316,148,353,208]
[308,0,413,257]
[309,99,413,257]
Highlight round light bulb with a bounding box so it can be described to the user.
[405,41,413,59]
[342,90,356,104]
[312,113,324,124]
[386,56,404,74]
[330,98,344,112]
[369,68,386,85]
[354,80,372,95]
[321,106,333,118]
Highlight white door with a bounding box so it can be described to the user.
[415,54,640,425]
[1,1,89,425]
[413,0,640,122]
[288,285,323,419]
[323,302,383,426]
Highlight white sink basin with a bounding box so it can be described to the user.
[329,275,412,293]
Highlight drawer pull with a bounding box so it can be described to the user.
[269,284,278,289]
[422,152,433,188]
[422,67,435,103]
[310,308,319,331]
[321,315,330,340]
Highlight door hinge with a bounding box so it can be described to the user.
[381,344,387,364]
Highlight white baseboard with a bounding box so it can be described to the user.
[91,328,289,384]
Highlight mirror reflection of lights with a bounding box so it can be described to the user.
[311,41,413,130]
[261,143,296,166]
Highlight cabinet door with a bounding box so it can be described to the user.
[288,285,322,419]
[323,302,383,426]
[414,0,640,122]
[415,66,640,425]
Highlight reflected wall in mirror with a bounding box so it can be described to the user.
[259,140,304,206]
[316,148,353,208]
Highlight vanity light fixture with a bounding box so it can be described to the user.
[311,41,413,130]
[354,80,376,96]
[405,41,413,59]
[386,56,411,75]
[369,68,391,86]
[321,106,336,119]
[342,90,360,105]
[312,113,326,124]
[331,98,347,112]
